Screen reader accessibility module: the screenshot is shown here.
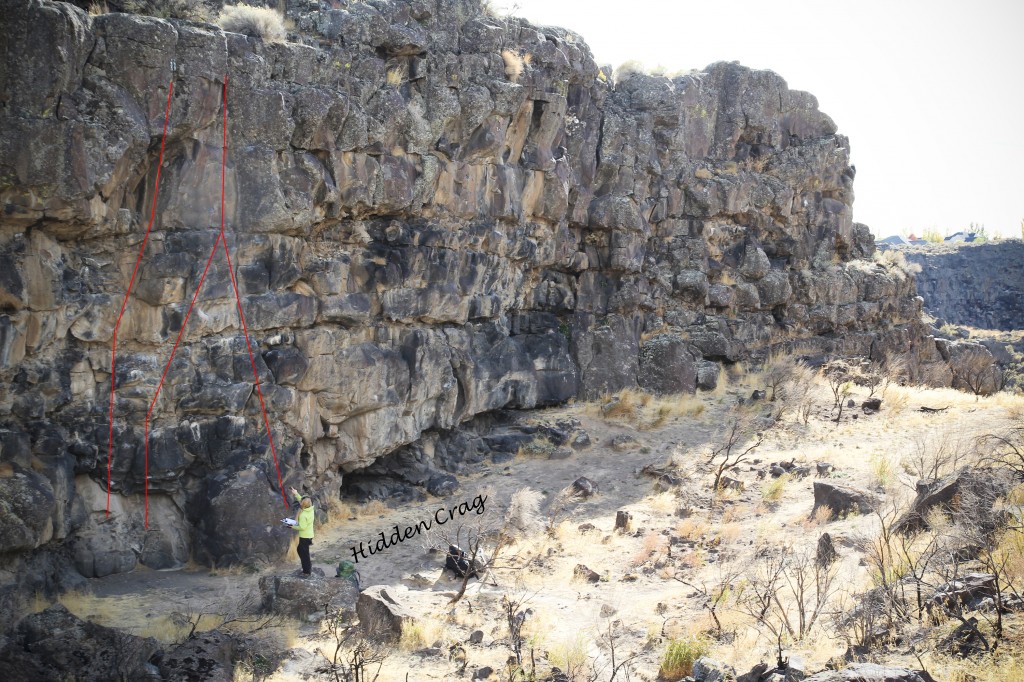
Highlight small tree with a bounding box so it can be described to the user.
[706,412,764,492]
[313,606,389,682]
[825,363,853,422]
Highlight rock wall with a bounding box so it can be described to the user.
[0,0,951,613]
[901,241,1024,331]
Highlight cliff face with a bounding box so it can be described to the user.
[0,0,946,611]
[902,241,1024,331]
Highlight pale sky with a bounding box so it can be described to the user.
[497,0,1024,239]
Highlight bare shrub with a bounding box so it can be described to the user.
[825,362,853,422]
[902,424,977,483]
[738,543,839,667]
[761,353,796,403]
[217,4,286,42]
[613,59,645,82]
[706,411,764,491]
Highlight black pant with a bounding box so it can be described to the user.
[297,537,312,574]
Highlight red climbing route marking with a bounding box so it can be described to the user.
[107,79,174,516]
[107,72,290,529]
[144,230,224,527]
[218,75,289,511]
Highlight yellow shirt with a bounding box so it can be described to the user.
[292,492,314,539]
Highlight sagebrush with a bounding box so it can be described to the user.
[217,4,286,42]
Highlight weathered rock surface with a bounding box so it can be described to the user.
[259,570,359,622]
[0,0,972,593]
[0,605,160,681]
[894,467,1013,535]
[902,241,1024,332]
[159,630,237,682]
[812,481,881,519]
[356,584,415,637]
[802,663,935,682]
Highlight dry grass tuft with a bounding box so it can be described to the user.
[399,618,447,651]
[501,49,526,82]
[217,4,286,42]
[761,473,789,502]
[659,633,710,680]
[631,532,669,566]
[675,517,709,541]
[548,632,590,677]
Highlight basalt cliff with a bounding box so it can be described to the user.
[0,0,956,623]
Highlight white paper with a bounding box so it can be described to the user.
[281,518,298,526]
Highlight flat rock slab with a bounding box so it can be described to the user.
[803,663,936,682]
[812,481,881,519]
[259,572,359,622]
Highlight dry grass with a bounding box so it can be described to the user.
[717,522,742,544]
[675,517,710,541]
[217,4,286,42]
[399,618,447,651]
[517,437,556,458]
[548,632,590,679]
[647,491,678,514]
[761,473,789,502]
[501,49,527,82]
[659,633,710,680]
[589,389,707,429]
[631,532,669,567]
[929,652,1024,682]
[869,452,897,489]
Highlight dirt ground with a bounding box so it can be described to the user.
[66,371,1024,681]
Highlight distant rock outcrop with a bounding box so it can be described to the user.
[0,0,968,607]
[902,241,1024,331]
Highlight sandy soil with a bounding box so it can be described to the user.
[69,373,1023,681]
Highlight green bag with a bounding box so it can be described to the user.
[336,560,360,588]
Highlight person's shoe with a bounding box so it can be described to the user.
[300,572,311,579]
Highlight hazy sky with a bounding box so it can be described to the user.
[496,0,1024,238]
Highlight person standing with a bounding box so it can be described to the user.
[289,486,315,577]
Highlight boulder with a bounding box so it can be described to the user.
[356,585,415,637]
[0,465,57,552]
[570,477,599,498]
[638,334,698,395]
[693,656,736,682]
[259,570,358,622]
[195,468,292,567]
[931,572,997,612]
[802,663,936,682]
[159,630,237,682]
[811,481,881,520]
[573,564,601,583]
[816,533,838,568]
[894,467,1014,534]
[2,605,160,682]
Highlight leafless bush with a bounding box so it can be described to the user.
[902,424,977,484]
[778,359,817,424]
[425,488,540,603]
[825,362,853,422]
[314,605,389,682]
[547,486,583,532]
[706,411,764,491]
[737,543,839,667]
[762,353,796,403]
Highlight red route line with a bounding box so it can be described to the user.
[139,74,288,527]
[144,231,223,527]
[218,74,289,510]
[107,80,174,517]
